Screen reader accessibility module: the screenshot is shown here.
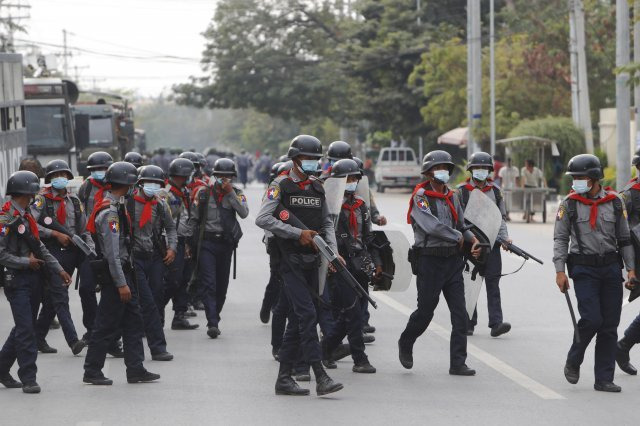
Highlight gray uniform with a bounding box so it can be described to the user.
[255,173,338,253]
[78,178,109,217]
[410,187,474,248]
[93,192,131,288]
[187,183,249,235]
[130,189,177,253]
[455,181,509,241]
[621,179,640,229]
[159,183,191,238]
[552,189,634,273]
[31,189,95,251]
[0,201,63,272]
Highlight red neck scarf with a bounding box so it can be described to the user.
[464,178,494,193]
[89,178,109,207]
[86,199,112,234]
[169,184,188,208]
[629,178,640,191]
[285,169,312,189]
[2,201,40,239]
[43,188,67,225]
[188,179,206,201]
[568,187,618,229]
[134,194,158,228]
[342,198,364,239]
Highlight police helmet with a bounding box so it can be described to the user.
[566,154,603,180]
[124,151,144,168]
[330,159,362,179]
[286,135,323,159]
[138,165,165,184]
[194,152,208,168]
[44,159,73,183]
[278,161,293,175]
[327,141,353,161]
[278,154,289,163]
[86,151,114,170]
[169,158,195,177]
[422,150,455,174]
[270,162,284,180]
[6,171,40,195]
[352,156,365,173]
[179,151,200,166]
[105,161,138,186]
[633,148,640,167]
[213,158,237,176]
[466,151,494,171]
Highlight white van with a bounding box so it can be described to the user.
[374,147,422,192]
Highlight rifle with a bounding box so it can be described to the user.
[497,238,544,265]
[274,204,377,309]
[39,216,97,259]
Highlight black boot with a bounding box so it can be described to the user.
[275,363,309,396]
[398,340,413,369]
[312,362,343,396]
[171,313,199,330]
[38,340,57,354]
[616,338,637,375]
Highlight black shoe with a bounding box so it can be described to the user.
[49,319,60,330]
[449,365,476,376]
[363,333,375,344]
[259,303,271,324]
[22,382,41,394]
[594,381,621,392]
[70,339,86,356]
[107,347,124,358]
[275,373,309,396]
[314,369,343,396]
[490,322,511,338]
[0,373,22,388]
[151,352,174,361]
[83,375,113,385]
[322,359,337,369]
[331,343,351,361]
[207,326,221,339]
[272,347,280,361]
[193,301,205,311]
[564,362,580,384]
[616,338,637,375]
[38,340,57,354]
[171,314,199,330]
[184,306,197,317]
[398,340,413,369]
[294,372,311,382]
[353,362,376,374]
[466,327,475,336]
[127,371,160,384]
[363,324,376,334]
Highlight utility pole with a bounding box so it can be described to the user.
[635,0,640,153]
[568,1,580,125]
[467,0,481,157]
[417,0,423,160]
[575,0,593,153]
[617,0,631,189]
[467,0,473,157]
[489,0,496,156]
[62,28,70,77]
[0,1,32,53]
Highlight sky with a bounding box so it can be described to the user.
[16,0,217,96]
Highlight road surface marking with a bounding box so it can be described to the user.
[372,292,565,400]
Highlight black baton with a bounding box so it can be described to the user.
[564,290,580,344]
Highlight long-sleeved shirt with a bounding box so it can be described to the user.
[337,194,382,266]
[255,171,338,254]
[0,200,63,272]
[78,177,109,216]
[160,182,191,238]
[455,180,509,241]
[187,182,249,236]
[410,186,474,248]
[94,192,130,287]
[129,188,177,253]
[553,188,634,273]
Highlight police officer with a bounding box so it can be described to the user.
[554,154,635,392]
[255,134,343,396]
[187,158,248,338]
[126,165,176,361]
[456,152,512,337]
[124,151,144,169]
[161,158,199,330]
[399,150,480,375]
[322,159,379,374]
[323,141,353,176]
[32,160,90,356]
[0,171,71,394]
[83,162,160,385]
[617,150,640,375]
[195,152,211,179]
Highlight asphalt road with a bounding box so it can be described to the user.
[1,183,638,426]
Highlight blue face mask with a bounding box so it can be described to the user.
[345,182,358,193]
[215,177,225,185]
[572,179,591,194]
[142,183,161,197]
[51,177,69,190]
[433,170,450,184]
[300,160,318,173]
[472,169,489,181]
[91,171,106,181]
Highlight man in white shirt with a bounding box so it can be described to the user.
[520,159,546,221]
[498,158,519,220]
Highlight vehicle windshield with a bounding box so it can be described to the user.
[26,105,68,149]
[89,117,114,144]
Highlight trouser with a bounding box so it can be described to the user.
[323,272,367,364]
[566,263,623,383]
[623,313,640,343]
[198,239,234,328]
[0,270,42,383]
[238,168,248,186]
[470,245,504,328]
[163,238,189,315]
[35,246,81,346]
[84,273,146,378]
[317,282,336,337]
[134,256,168,355]
[399,254,467,368]
[262,257,282,313]
[278,261,322,365]
[271,286,288,351]
[78,257,98,336]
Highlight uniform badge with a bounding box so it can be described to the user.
[17,224,26,234]
[556,205,565,220]
[109,218,120,234]
[416,195,429,212]
[33,196,44,209]
[266,186,279,200]
[0,224,9,237]
[44,217,53,225]
[238,194,247,203]
[279,210,290,221]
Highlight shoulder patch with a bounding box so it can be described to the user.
[0,223,9,237]
[556,205,566,220]
[266,185,280,200]
[238,194,247,203]
[32,195,44,209]
[108,216,120,234]
[415,194,430,212]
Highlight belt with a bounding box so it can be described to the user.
[204,232,226,242]
[568,252,620,267]
[416,246,460,258]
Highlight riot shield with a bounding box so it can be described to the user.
[319,176,346,293]
[371,229,413,292]
[356,176,371,207]
[463,261,484,319]
[464,189,503,247]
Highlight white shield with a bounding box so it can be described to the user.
[319,176,346,293]
[372,229,413,292]
[464,189,502,246]
[463,262,484,319]
[355,176,370,207]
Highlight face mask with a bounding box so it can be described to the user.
[345,182,358,192]
[51,177,69,190]
[472,169,489,181]
[142,183,161,197]
[433,170,450,184]
[215,177,225,185]
[300,160,318,173]
[572,179,591,194]
[91,171,106,181]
